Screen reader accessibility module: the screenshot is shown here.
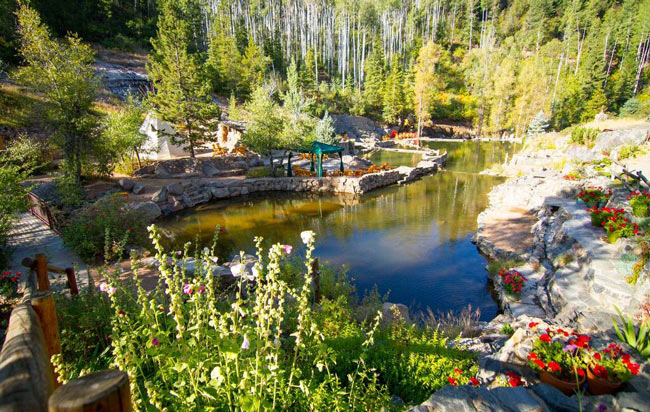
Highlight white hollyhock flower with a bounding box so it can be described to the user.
[300,230,315,245]
[241,335,250,350]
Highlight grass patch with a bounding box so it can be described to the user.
[486,259,525,276]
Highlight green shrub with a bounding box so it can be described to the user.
[500,323,515,335]
[618,145,645,160]
[61,195,150,262]
[0,165,30,269]
[245,167,273,178]
[52,290,114,383]
[1,135,53,175]
[569,127,599,147]
[55,174,84,209]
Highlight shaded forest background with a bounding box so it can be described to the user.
[1,0,649,136]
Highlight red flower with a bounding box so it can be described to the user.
[454,368,463,374]
[534,360,545,369]
[505,372,522,387]
[548,361,562,373]
[527,352,538,360]
[593,364,608,379]
[469,377,479,386]
[576,368,585,377]
[627,362,640,375]
[447,377,458,386]
[539,334,551,343]
[594,353,601,361]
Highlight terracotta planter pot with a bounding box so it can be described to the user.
[539,370,585,396]
[586,367,622,395]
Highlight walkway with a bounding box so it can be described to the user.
[6,213,91,293]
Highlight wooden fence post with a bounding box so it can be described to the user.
[48,370,131,412]
[31,291,61,386]
[312,258,321,304]
[35,253,50,291]
[64,268,78,296]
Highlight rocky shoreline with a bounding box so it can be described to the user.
[409,125,650,411]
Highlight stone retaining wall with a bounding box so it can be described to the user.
[142,152,446,217]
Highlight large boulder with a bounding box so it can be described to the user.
[201,162,219,177]
[151,186,168,202]
[155,163,171,178]
[168,182,184,196]
[118,178,134,191]
[132,182,145,195]
[132,201,162,221]
[592,127,650,152]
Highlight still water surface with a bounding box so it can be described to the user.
[159,141,520,320]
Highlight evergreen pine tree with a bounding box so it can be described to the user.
[527,110,550,136]
[383,61,405,125]
[363,38,386,114]
[207,19,243,96]
[148,2,220,158]
[581,86,607,122]
[241,38,270,97]
[315,111,337,145]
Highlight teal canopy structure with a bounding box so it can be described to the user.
[286,141,345,178]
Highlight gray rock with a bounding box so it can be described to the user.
[168,182,184,196]
[155,163,171,178]
[132,182,145,194]
[132,201,161,220]
[211,187,229,198]
[201,162,219,177]
[593,127,650,152]
[118,178,134,191]
[529,384,578,412]
[416,385,501,412]
[151,186,168,202]
[382,302,409,322]
[616,392,650,412]
[490,387,542,412]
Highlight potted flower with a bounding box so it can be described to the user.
[602,213,640,244]
[577,187,612,207]
[527,328,588,395]
[585,343,640,395]
[588,207,622,228]
[498,269,527,299]
[628,190,650,217]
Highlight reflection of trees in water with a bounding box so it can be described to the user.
[160,142,514,259]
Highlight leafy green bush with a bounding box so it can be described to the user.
[52,228,478,410]
[618,145,645,160]
[61,195,150,262]
[55,174,84,209]
[1,135,53,175]
[52,290,114,383]
[569,127,599,147]
[0,165,30,269]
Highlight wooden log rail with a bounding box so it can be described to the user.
[0,258,131,411]
[21,254,79,296]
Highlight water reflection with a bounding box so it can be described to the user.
[159,141,519,320]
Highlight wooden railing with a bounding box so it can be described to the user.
[27,192,59,233]
[0,255,131,411]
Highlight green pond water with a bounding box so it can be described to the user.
[158,141,520,320]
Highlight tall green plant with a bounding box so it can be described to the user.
[101,227,390,410]
[612,306,650,358]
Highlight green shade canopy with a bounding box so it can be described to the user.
[287,141,345,178]
[293,141,344,155]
